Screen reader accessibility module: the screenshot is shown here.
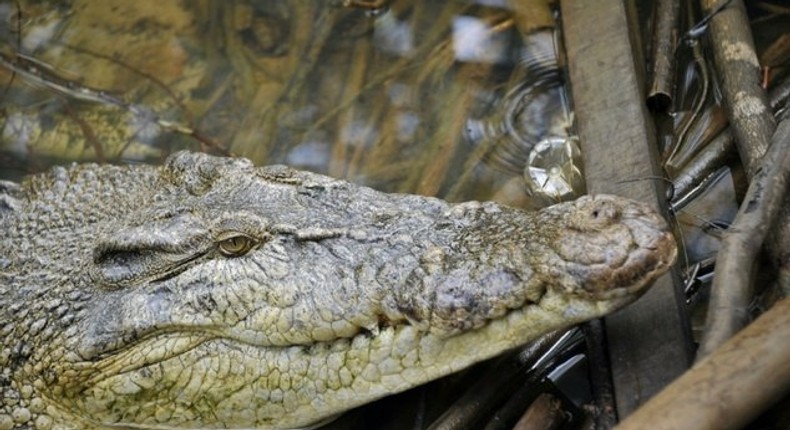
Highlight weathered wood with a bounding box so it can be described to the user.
[560,0,693,418]
[511,393,566,430]
[647,0,681,112]
[582,321,618,429]
[613,297,790,430]
[701,0,774,178]
[698,117,790,358]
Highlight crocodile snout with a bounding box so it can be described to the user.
[545,195,677,299]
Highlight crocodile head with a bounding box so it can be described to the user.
[0,152,675,429]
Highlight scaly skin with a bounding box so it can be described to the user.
[0,152,676,430]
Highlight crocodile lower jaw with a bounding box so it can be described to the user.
[52,280,653,430]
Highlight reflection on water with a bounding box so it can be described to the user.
[0,0,577,208]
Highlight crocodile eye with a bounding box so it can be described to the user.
[217,234,257,257]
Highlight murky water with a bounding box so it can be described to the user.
[0,0,576,209]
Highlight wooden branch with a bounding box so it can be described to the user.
[697,117,790,358]
[701,0,775,177]
[669,128,735,212]
[614,297,790,430]
[670,75,790,211]
[512,393,567,430]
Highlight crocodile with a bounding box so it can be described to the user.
[0,151,677,430]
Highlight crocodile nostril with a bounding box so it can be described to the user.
[582,202,619,229]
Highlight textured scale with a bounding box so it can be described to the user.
[0,152,676,430]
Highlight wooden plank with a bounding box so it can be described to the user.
[560,0,694,419]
